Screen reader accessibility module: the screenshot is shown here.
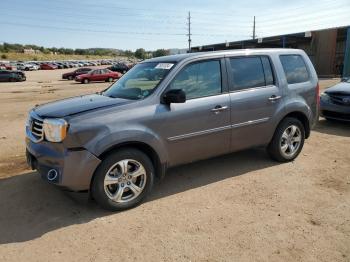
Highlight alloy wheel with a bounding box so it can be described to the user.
[280,125,302,158]
[104,159,147,203]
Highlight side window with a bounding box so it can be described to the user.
[169,60,222,99]
[280,55,309,84]
[229,57,265,90]
[261,56,274,86]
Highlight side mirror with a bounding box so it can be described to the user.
[162,89,186,104]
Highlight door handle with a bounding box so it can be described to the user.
[269,95,282,102]
[211,105,229,113]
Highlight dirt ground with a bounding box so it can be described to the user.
[0,69,349,262]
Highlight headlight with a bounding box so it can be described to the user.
[320,92,330,102]
[43,118,68,142]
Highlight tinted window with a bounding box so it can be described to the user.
[280,55,309,84]
[230,57,265,90]
[169,60,222,99]
[261,56,274,86]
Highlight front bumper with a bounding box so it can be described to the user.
[320,99,350,121]
[26,137,101,191]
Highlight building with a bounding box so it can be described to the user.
[191,26,350,78]
[23,48,42,54]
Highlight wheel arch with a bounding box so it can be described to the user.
[279,111,311,138]
[93,141,165,184]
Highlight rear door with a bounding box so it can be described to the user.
[99,69,109,81]
[226,55,283,151]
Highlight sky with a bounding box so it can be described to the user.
[1,0,350,51]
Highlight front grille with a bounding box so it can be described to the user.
[328,93,350,106]
[29,114,44,142]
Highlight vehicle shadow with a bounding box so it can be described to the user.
[0,148,278,244]
[314,118,350,137]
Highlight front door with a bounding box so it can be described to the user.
[158,59,231,166]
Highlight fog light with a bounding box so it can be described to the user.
[47,169,58,181]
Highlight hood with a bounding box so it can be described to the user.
[325,82,350,95]
[76,73,89,78]
[34,94,132,118]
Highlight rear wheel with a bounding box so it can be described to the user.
[82,78,89,84]
[268,117,305,162]
[91,148,155,211]
[68,75,73,80]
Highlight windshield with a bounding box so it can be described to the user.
[103,62,175,100]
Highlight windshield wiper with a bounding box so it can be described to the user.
[108,94,139,100]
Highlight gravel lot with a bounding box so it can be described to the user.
[0,69,349,262]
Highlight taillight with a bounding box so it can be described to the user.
[316,82,320,106]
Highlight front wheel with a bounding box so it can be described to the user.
[91,148,155,211]
[267,117,305,162]
[82,78,89,84]
[107,77,113,82]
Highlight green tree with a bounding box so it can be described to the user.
[135,48,146,59]
[152,49,170,58]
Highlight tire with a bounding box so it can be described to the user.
[68,75,73,80]
[82,78,89,84]
[91,148,155,211]
[267,117,305,162]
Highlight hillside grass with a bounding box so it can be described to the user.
[0,52,132,61]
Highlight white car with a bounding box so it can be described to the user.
[17,63,39,71]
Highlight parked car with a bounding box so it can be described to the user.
[25,49,318,211]
[75,69,121,84]
[16,63,39,71]
[0,63,13,70]
[0,70,26,82]
[320,77,350,121]
[40,63,57,70]
[62,67,92,80]
[107,63,130,74]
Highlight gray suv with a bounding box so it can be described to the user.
[26,49,319,211]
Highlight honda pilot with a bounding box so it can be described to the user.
[26,49,319,211]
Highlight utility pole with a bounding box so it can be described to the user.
[187,11,192,53]
[252,16,256,40]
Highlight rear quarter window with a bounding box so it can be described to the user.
[280,55,309,84]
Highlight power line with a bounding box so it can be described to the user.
[0,21,185,36]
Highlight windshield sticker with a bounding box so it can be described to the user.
[155,63,174,70]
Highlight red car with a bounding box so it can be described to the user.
[0,63,13,70]
[75,69,122,84]
[40,63,57,70]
